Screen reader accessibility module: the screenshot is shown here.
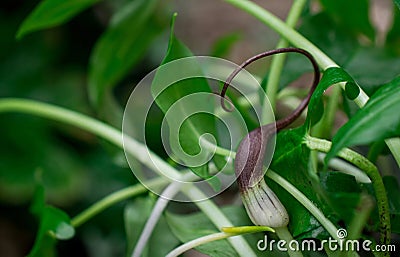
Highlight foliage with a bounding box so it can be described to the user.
[1,0,399,256]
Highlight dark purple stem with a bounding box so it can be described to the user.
[221,48,320,190]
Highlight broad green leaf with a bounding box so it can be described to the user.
[88,0,164,106]
[326,76,400,164]
[318,171,361,225]
[165,206,264,257]
[319,0,375,39]
[151,15,217,179]
[124,197,179,257]
[270,128,331,239]
[306,67,355,128]
[16,0,102,39]
[28,185,75,257]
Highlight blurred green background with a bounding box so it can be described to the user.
[1,0,400,256]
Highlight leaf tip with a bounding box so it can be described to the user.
[221,226,275,235]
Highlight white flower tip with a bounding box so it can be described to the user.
[242,179,289,228]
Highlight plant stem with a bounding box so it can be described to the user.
[166,225,274,257]
[275,226,304,257]
[71,177,166,227]
[223,0,336,69]
[200,136,235,158]
[264,0,307,113]
[305,136,391,246]
[266,170,339,240]
[0,98,255,257]
[312,85,341,138]
[203,142,341,243]
[131,171,201,257]
[0,98,182,180]
[317,153,371,184]
[182,186,258,257]
[166,232,233,257]
[132,181,182,257]
[222,0,366,107]
[223,0,400,166]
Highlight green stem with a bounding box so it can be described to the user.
[275,226,304,257]
[264,0,307,113]
[223,0,400,166]
[305,136,391,247]
[312,85,341,138]
[202,142,341,242]
[200,136,236,158]
[132,181,182,257]
[317,153,371,184]
[167,226,274,257]
[0,98,182,180]
[0,98,255,257]
[223,0,336,69]
[71,177,166,227]
[166,232,233,257]
[266,170,339,240]
[182,186,258,257]
[132,171,202,257]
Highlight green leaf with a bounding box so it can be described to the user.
[210,32,241,58]
[394,0,400,10]
[318,171,361,225]
[124,197,153,256]
[338,46,400,119]
[88,0,164,106]
[319,0,375,39]
[151,15,217,179]
[279,12,397,96]
[124,197,179,257]
[326,76,400,163]
[16,0,102,39]
[28,185,75,257]
[165,206,262,257]
[306,67,355,127]
[279,12,359,89]
[345,82,360,100]
[344,47,400,95]
[383,176,400,233]
[270,128,330,239]
[383,176,400,212]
